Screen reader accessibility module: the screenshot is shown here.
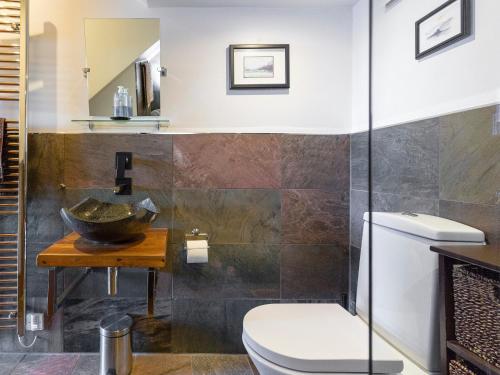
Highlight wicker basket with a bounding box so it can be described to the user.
[452,264,500,367]
[449,359,480,375]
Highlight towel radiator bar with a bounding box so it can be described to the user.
[0,0,32,347]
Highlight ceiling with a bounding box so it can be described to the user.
[147,0,359,8]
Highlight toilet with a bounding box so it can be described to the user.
[243,212,485,375]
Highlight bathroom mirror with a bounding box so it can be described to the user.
[84,18,161,117]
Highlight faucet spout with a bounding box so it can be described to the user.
[113,184,127,194]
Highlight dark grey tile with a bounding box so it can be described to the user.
[63,134,173,190]
[400,195,439,215]
[368,192,439,219]
[282,189,349,246]
[132,303,173,353]
[10,354,79,375]
[349,189,368,248]
[372,192,400,212]
[26,242,52,298]
[174,134,281,189]
[63,298,172,352]
[27,134,64,193]
[173,243,280,299]
[0,297,64,353]
[27,134,65,243]
[224,300,277,353]
[192,355,253,375]
[63,268,161,299]
[27,190,65,243]
[172,299,226,353]
[350,131,369,191]
[371,120,439,199]
[0,353,24,374]
[398,119,439,199]
[440,106,500,205]
[439,200,499,246]
[281,244,348,300]
[349,246,361,314]
[132,354,192,375]
[371,192,439,216]
[281,134,350,191]
[372,125,403,194]
[59,241,169,299]
[172,299,274,354]
[71,354,99,375]
[173,189,281,244]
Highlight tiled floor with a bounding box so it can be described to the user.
[0,353,258,375]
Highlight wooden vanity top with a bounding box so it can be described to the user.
[430,244,499,272]
[37,229,168,268]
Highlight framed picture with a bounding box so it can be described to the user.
[415,0,471,60]
[229,44,290,89]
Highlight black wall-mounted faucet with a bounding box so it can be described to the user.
[114,152,132,195]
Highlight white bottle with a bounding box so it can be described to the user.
[113,86,130,118]
[122,87,133,117]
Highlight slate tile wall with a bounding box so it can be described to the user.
[349,105,500,312]
[1,132,350,353]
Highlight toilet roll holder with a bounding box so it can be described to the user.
[184,228,209,247]
[184,228,210,263]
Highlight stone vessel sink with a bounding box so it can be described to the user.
[60,197,159,243]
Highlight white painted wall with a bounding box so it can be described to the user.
[370,0,500,129]
[351,0,369,133]
[26,0,354,134]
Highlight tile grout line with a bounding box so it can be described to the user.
[67,353,80,375]
[8,353,26,375]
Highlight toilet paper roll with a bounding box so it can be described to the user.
[186,240,208,250]
[187,247,208,264]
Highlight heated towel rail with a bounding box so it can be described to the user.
[0,0,29,345]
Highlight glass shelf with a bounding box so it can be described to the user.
[71,117,170,133]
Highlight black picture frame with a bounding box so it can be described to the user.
[229,44,290,89]
[415,0,471,60]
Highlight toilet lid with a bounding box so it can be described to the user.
[243,304,404,374]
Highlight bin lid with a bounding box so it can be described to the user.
[99,313,133,338]
[363,212,485,242]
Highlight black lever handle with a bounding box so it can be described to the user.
[115,152,132,195]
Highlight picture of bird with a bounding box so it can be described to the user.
[426,17,453,39]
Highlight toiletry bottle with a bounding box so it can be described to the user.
[122,87,132,117]
[127,95,133,117]
[113,87,120,117]
[113,86,128,118]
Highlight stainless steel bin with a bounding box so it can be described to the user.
[99,313,133,375]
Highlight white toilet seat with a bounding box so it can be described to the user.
[243,335,339,375]
[243,304,404,374]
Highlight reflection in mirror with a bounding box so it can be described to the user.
[84,18,161,117]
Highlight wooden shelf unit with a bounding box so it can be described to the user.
[36,229,168,319]
[37,229,168,269]
[431,245,499,375]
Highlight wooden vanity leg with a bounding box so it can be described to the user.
[147,268,157,316]
[46,268,57,328]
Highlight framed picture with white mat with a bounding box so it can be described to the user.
[229,44,290,89]
[415,0,471,59]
